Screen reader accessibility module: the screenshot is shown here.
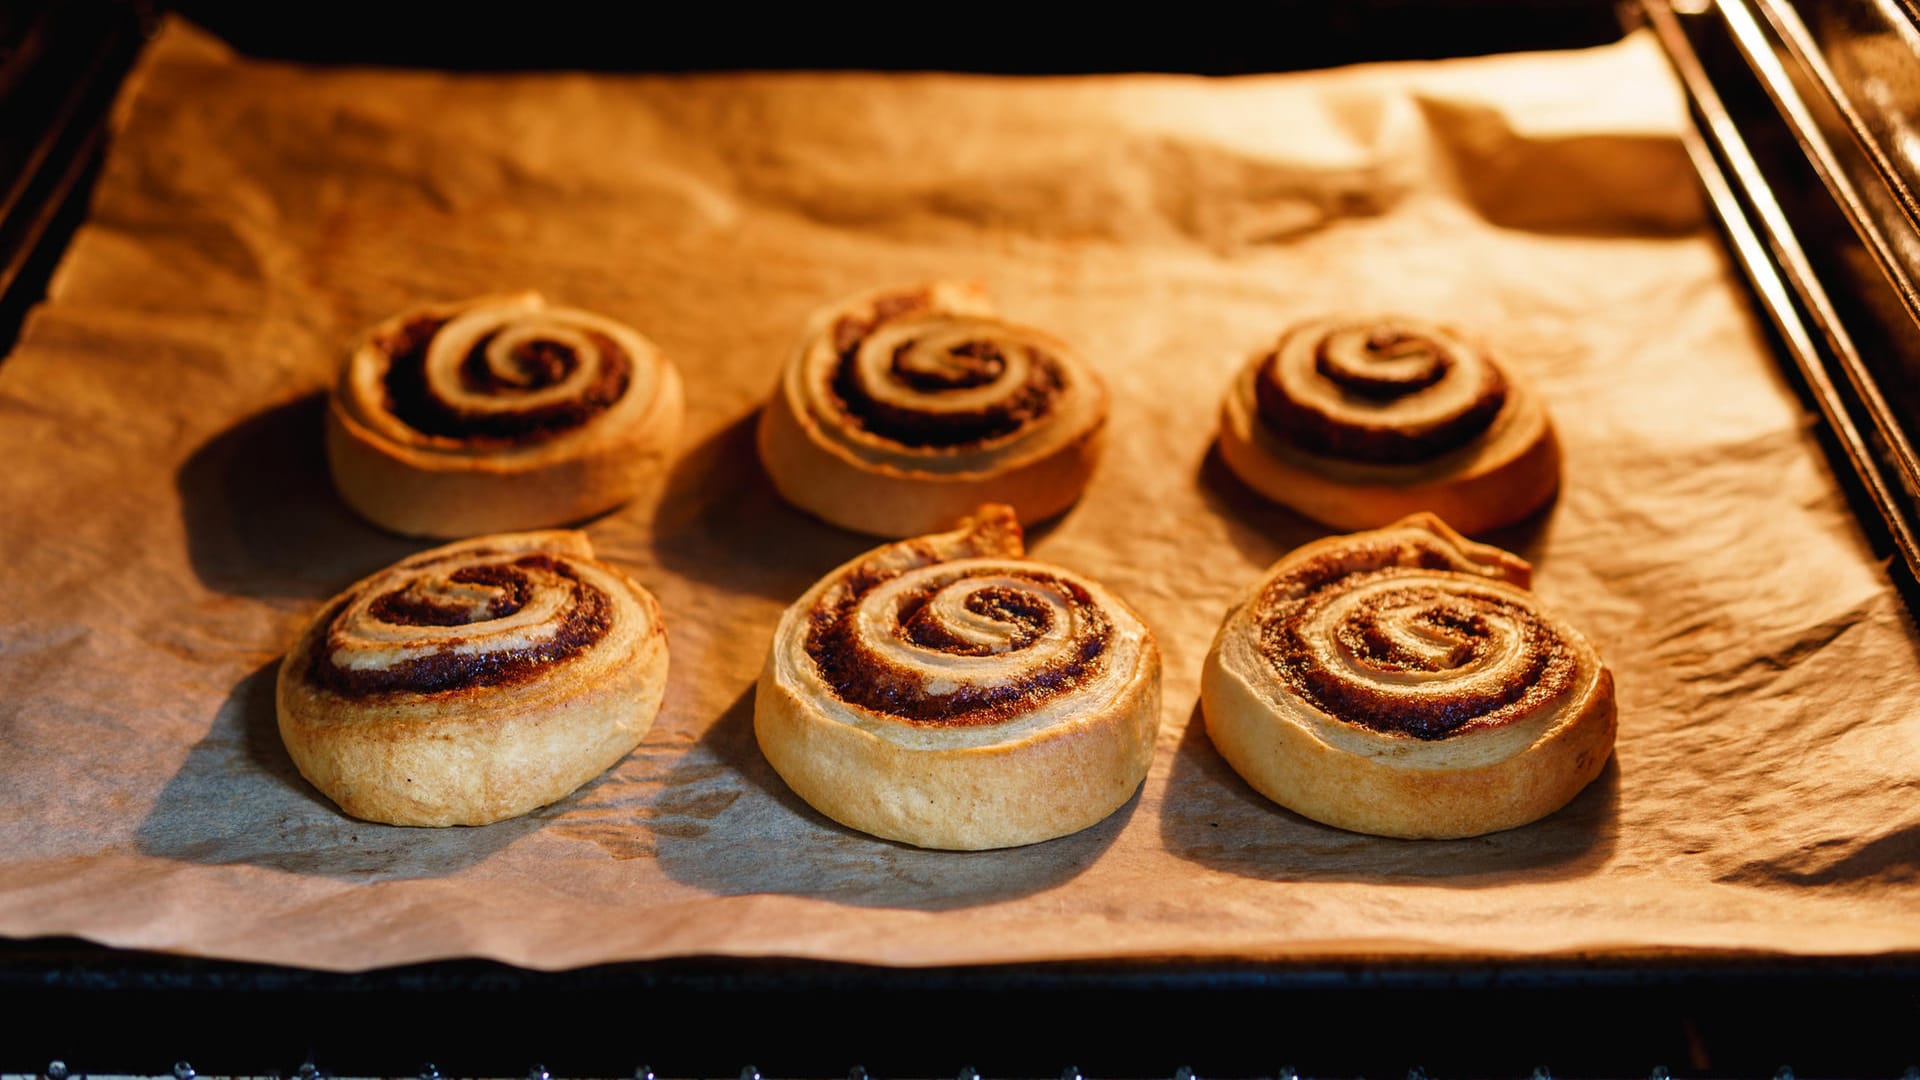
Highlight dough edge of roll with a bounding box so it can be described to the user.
[275,537,670,827]
[1199,607,1616,840]
[757,281,1108,538]
[756,392,1106,537]
[1216,346,1561,536]
[326,295,686,539]
[754,630,1162,850]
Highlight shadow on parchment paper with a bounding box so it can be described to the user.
[1197,442,1336,571]
[1160,703,1618,884]
[650,409,1072,600]
[134,660,535,878]
[1479,498,1559,569]
[1196,440,1558,569]
[1714,823,1920,890]
[176,392,420,600]
[645,686,1128,909]
[649,410,874,602]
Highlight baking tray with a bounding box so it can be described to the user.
[7,935,1920,1077]
[3,2,1918,1076]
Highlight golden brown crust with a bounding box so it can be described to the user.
[1218,316,1560,535]
[1201,514,1615,839]
[326,292,684,538]
[754,505,1161,849]
[276,531,669,827]
[757,282,1107,537]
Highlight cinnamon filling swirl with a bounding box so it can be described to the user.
[1255,321,1507,464]
[365,562,534,626]
[378,315,634,445]
[830,289,933,355]
[1255,539,1575,741]
[805,565,1111,726]
[827,295,1068,449]
[309,553,612,697]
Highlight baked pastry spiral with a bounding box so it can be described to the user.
[277,531,669,827]
[1201,513,1614,839]
[755,504,1161,849]
[757,281,1108,537]
[1218,316,1560,534]
[327,292,684,538]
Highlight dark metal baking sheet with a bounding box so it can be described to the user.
[4,3,1919,1077]
[5,937,1919,1077]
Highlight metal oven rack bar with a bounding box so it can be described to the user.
[1637,0,1920,599]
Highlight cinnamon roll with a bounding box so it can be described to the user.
[755,504,1161,849]
[757,282,1108,537]
[327,292,684,538]
[1218,316,1560,534]
[1201,513,1614,839]
[276,531,669,827]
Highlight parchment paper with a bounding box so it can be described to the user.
[2,20,1917,973]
